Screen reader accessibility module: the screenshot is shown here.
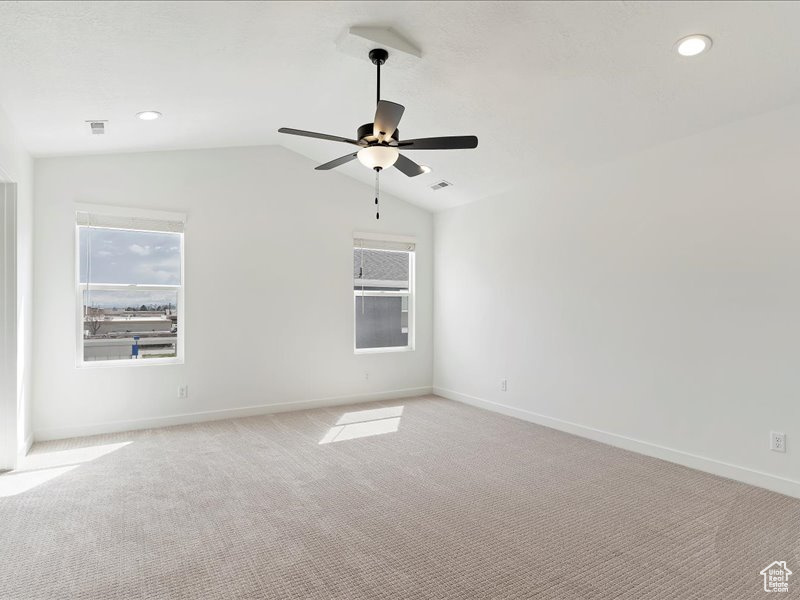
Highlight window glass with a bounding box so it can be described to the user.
[79,227,181,285]
[78,223,182,364]
[353,246,413,351]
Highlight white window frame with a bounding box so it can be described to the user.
[353,233,416,355]
[74,204,186,368]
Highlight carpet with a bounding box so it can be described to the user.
[0,395,797,599]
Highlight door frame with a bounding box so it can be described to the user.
[0,179,18,471]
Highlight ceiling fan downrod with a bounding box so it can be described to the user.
[369,48,389,106]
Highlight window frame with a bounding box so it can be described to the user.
[74,206,186,369]
[353,238,415,355]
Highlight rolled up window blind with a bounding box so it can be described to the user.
[76,211,185,233]
[352,237,414,252]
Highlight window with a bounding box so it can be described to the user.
[353,236,415,353]
[76,208,185,365]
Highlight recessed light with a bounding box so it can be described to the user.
[676,34,712,57]
[136,111,162,121]
[420,165,431,174]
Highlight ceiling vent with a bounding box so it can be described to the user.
[87,120,107,135]
[430,180,452,191]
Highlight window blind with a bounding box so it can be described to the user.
[76,211,185,233]
[353,237,415,252]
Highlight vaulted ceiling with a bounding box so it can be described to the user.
[0,1,798,211]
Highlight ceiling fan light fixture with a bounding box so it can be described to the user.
[357,146,399,170]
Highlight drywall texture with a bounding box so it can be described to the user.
[33,146,432,439]
[434,103,800,493]
[0,104,33,462]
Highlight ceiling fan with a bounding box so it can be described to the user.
[278,48,478,218]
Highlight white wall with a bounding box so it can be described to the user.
[434,103,800,497]
[0,104,34,462]
[33,145,432,439]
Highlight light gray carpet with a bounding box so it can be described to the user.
[0,395,798,599]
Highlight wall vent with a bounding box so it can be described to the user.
[430,180,453,191]
[87,120,107,135]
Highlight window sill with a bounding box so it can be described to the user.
[77,357,184,369]
[354,346,415,355]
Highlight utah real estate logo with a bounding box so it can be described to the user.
[760,561,792,593]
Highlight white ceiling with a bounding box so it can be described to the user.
[0,1,799,211]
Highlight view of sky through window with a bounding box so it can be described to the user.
[79,227,181,287]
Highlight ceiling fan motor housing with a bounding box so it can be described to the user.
[357,123,398,144]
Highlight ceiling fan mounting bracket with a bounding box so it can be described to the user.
[369,48,389,65]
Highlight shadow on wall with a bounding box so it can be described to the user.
[0,441,131,497]
[319,406,404,444]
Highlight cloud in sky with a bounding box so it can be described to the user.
[79,228,181,286]
[128,244,152,256]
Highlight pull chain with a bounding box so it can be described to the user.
[374,168,380,219]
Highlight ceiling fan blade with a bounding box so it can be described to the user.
[397,136,478,150]
[315,152,359,170]
[393,153,426,177]
[373,101,405,142]
[278,127,361,146]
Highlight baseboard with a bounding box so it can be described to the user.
[434,386,800,500]
[34,386,432,442]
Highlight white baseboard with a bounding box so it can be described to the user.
[434,386,800,500]
[34,386,432,442]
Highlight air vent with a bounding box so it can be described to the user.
[87,120,107,135]
[430,180,452,191]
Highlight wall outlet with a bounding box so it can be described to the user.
[178,385,189,399]
[500,378,508,392]
[364,372,369,381]
[770,431,786,453]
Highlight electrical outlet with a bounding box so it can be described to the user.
[770,431,786,453]
[178,385,189,399]
[500,378,508,392]
[364,372,369,381]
